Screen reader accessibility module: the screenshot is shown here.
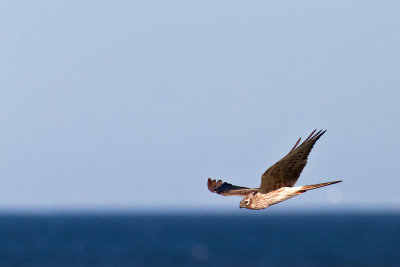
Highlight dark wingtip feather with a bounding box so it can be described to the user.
[290,129,326,154]
[304,129,317,142]
[305,129,327,143]
[207,178,213,191]
[314,129,327,140]
[290,137,302,152]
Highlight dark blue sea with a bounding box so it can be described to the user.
[0,213,398,266]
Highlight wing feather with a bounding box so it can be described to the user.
[207,178,258,197]
[259,129,326,194]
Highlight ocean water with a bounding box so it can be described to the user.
[0,213,398,266]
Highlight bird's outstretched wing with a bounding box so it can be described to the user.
[259,129,326,194]
[207,178,258,197]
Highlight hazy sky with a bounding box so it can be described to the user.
[0,1,399,211]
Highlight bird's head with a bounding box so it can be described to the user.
[240,194,255,209]
[240,192,269,210]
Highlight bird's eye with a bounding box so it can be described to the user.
[244,199,250,205]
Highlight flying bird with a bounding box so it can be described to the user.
[207,129,342,210]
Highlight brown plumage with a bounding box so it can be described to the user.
[207,178,257,196]
[207,129,342,210]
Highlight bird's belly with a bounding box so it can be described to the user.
[264,187,303,206]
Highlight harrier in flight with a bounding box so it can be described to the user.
[207,130,341,210]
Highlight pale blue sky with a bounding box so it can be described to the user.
[0,1,399,211]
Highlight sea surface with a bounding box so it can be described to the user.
[0,213,398,266]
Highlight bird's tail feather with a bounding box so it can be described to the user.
[301,180,342,191]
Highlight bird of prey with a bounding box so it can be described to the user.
[207,129,342,210]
